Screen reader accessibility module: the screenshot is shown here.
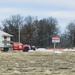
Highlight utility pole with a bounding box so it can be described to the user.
[19,25,20,43]
[52,42,56,74]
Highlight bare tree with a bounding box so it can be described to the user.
[2,15,23,42]
[66,22,75,47]
[1,15,59,48]
[34,17,59,47]
[21,16,36,44]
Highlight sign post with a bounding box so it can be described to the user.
[52,36,60,74]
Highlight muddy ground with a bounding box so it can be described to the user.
[0,50,75,75]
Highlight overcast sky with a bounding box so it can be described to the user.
[0,0,75,32]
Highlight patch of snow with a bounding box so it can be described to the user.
[54,50,62,54]
[63,49,75,51]
[35,48,62,54]
[29,50,34,52]
[36,48,46,52]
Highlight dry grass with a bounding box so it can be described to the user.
[0,51,75,75]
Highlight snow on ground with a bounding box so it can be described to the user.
[36,48,46,52]
[35,48,63,54]
[63,48,75,51]
[29,48,75,54]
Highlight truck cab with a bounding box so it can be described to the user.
[12,42,30,52]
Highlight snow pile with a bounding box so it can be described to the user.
[35,48,63,54]
[63,49,75,51]
[29,50,34,52]
[53,50,62,54]
[36,48,46,52]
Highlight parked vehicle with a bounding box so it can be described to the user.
[31,46,36,51]
[12,42,30,52]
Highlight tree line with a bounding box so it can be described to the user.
[1,15,75,48]
[60,22,75,48]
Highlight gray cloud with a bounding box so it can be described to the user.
[0,0,75,32]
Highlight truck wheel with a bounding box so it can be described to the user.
[3,47,9,52]
[23,47,29,52]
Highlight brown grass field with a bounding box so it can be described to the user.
[0,50,75,75]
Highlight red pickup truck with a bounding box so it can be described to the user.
[12,42,30,52]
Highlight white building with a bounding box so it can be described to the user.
[0,30,13,48]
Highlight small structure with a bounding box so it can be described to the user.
[0,30,13,50]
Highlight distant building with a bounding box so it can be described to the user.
[0,30,13,48]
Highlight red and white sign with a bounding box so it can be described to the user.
[52,36,60,43]
[52,36,60,40]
